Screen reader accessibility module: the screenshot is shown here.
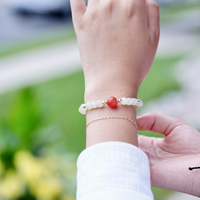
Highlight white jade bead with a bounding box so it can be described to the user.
[127,98,132,105]
[91,101,97,108]
[86,102,92,110]
[121,97,128,105]
[132,98,138,106]
[137,99,143,108]
[79,104,86,114]
[97,100,104,107]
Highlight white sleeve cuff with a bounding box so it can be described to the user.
[77,141,153,200]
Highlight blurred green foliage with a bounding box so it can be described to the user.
[0,55,181,200]
[1,88,41,169]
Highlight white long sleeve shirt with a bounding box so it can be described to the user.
[77,141,153,200]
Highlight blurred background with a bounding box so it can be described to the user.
[0,0,199,199]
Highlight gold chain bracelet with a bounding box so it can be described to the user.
[86,116,138,131]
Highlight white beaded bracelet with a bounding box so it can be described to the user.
[79,96,143,115]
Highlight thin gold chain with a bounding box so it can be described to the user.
[86,116,138,131]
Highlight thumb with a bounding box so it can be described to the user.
[137,113,186,137]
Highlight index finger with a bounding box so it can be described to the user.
[70,0,86,21]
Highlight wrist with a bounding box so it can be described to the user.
[82,73,140,149]
[85,104,138,148]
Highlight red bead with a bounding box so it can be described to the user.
[107,96,118,108]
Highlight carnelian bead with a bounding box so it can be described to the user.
[107,96,118,108]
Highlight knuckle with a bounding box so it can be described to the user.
[174,119,186,126]
[125,0,145,15]
[74,22,84,31]
[72,18,84,30]
[125,4,134,17]
[131,0,142,10]
[89,9,98,20]
[101,0,113,13]
[146,112,156,116]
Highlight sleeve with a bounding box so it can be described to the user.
[76,141,154,200]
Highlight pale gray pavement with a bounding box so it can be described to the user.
[0,41,81,94]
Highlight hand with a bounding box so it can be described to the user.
[70,0,160,101]
[137,113,200,197]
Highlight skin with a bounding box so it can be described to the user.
[71,0,160,99]
[70,0,160,147]
[137,113,200,197]
[71,0,200,198]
